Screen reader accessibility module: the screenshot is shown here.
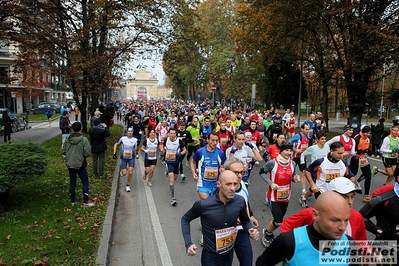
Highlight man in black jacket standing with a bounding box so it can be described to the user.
[89,119,111,177]
[59,111,71,148]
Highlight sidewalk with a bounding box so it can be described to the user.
[96,160,120,265]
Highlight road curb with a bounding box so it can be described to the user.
[30,116,61,129]
[96,160,120,266]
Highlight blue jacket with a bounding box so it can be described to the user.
[45,108,53,117]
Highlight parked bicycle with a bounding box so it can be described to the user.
[11,116,29,133]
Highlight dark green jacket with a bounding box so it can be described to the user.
[62,132,91,169]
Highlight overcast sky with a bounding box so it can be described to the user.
[128,59,165,85]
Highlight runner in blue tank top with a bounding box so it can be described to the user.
[256,191,352,266]
[191,132,226,199]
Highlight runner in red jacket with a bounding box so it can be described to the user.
[280,177,367,240]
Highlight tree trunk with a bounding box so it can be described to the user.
[346,73,369,124]
[0,189,11,214]
[321,79,329,132]
[80,89,88,133]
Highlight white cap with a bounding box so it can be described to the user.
[244,132,252,138]
[328,177,361,194]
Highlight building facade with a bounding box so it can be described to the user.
[0,40,68,114]
[125,70,171,100]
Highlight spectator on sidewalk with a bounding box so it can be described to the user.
[2,110,12,143]
[62,122,95,207]
[91,110,102,125]
[74,105,79,121]
[59,111,71,148]
[89,119,110,178]
[350,117,361,138]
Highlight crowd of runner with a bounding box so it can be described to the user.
[109,99,398,266]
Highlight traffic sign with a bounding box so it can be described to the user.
[197,94,201,99]
[211,85,217,91]
[230,98,234,102]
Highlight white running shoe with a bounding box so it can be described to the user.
[126,185,131,192]
[171,197,177,206]
[84,201,95,207]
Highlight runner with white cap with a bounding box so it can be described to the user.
[281,177,366,240]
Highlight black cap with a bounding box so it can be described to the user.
[343,124,353,132]
[71,122,82,132]
[93,119,101,126]
[279,142,293,152]
[361,125,371,133]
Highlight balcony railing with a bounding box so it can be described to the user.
[0,76,10,84]
[0,51,17,57]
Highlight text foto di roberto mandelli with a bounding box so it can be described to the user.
[319,240,397,265]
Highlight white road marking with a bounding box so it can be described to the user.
[138,156,173,266]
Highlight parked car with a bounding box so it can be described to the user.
[59,102,68,109]
[39,101,61,113]
[393,115,399,125]
[0,108,17,120]
[31,104,57,114]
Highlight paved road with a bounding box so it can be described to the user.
[9,121,61,143]
[108,144,387,265]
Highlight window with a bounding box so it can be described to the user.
[0,66,9,84]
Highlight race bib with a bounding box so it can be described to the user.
[204,166,218,181]
[342,152,350,159]
[277,184,290,201]
[220,138,228,145]
[359,157,369,167]
[165,152,176,161]
[123,150,133,159]
[148,147,157,159]
[300,143,308,152]
[215,226,238,254]
[273,133,277,139]
[325,169,340,182]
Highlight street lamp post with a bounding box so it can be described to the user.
[211,85,217,106]
[380,64,385,119]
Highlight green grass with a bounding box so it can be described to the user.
[0,125,123,265]
[27,113,61,122]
